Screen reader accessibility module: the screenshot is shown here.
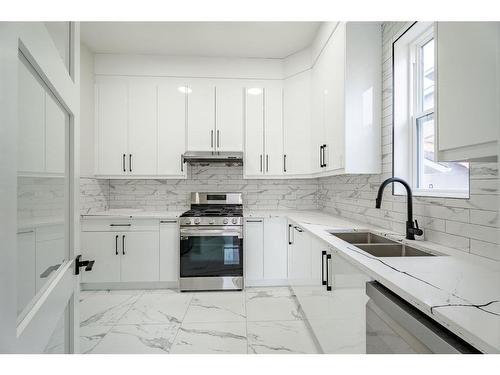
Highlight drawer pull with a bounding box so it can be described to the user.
[160,220,177,224]
[110,224,131,227]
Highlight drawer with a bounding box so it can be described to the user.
[81,218,159,232]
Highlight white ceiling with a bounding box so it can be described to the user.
[81,22,321,59]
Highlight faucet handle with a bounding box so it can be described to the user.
[415,220,419,229]
[413,220,423,236]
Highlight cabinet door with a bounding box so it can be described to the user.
[81,232,121,283]
[120,231,159,282]
[97,82,128,175]
[216,82,243,151]
[45,92,67,174]
[436,22,499,161]
[128,83,158,175]
[310,57,325,174]
[18,56,45,173]
[158,83,186,176]
[244,87,264,177]
[263,217,288,280]
[287,224,311,282]
[186,81,215,151]
[264,86,284,176]
[324,23,346,171]
[159,221,179,283]
[283,71,311,175]
[244,219,264,281]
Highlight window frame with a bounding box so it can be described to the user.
[393,22,470,199]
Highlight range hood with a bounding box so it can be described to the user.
[182,151,243,164]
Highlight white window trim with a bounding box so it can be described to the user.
[393,22,470,199]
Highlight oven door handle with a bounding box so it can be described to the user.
[180,229,243,238]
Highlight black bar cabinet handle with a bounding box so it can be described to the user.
[283,154,287,172]
[110,224,131,227]
[129,154,132,172]
[321,250,327,285]
[217,130,220,148]
[326,253,332,291]
[322,144,327,168]
[260,155,263,172]
[115,235,119,255]
[288,224,293,245]
[122,235,126,255]
[266,155,269,172]
[211,130,214,148]
[319,145,323,168]
[123,154,126,172]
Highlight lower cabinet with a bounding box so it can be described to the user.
[288,223,371,353]
[80,218,179,285]
[244,217,288,285]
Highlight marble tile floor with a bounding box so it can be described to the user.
[79,287,320,354]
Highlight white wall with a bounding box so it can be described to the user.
[79,42,94,178]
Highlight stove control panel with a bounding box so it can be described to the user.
[180,217,243,226]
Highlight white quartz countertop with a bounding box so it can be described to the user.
[245,209,500,353]
[81,209,184,219]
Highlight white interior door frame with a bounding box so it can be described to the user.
[0,22,80,353]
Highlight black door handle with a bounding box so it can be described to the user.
[129,154,132,172]
[326,253,332,291]
[122,235,126,255]
[319,145,323,168]
[321,250,327,286]
[322,144,327,168]
[115,234,119,255]
[123,154,126,172]
[75,255,95,275]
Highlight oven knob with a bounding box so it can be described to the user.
[209,219,215,225]
[194,218,200,225]
[184,219,192,225]
[223,218,229,224]
[232,218,238,224]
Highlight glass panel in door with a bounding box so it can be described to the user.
[17,52,70,320]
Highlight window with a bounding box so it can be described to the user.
[393,22,469,198]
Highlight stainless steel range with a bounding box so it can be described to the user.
[179,193,243,291]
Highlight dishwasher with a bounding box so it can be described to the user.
[365,281,481,354]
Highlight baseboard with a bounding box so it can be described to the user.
[245,279,289,287]
[81,281,178,291]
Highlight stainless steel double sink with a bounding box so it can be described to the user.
[329,231,441,257]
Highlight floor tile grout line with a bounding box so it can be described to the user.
[169,292,195,352]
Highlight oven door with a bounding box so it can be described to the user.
[180,227,243,278]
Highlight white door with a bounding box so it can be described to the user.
[186,81,216,151]
[158,83,186,177]
[81,232,121,283]
[0,22,81,353]
[216,82,244,151]
[120,232,160,282]
[264,86,284,176]
[96,80,128,175]
[283,71,311,176]
[128,82,158,176]
[263,217,288,280]
[244,87,264,177]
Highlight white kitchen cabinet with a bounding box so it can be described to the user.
[244,218,265,281]
[158,84,187,177]
[159,220,179,283]
[263,217,288,279]
[216,82,244,152]
[244,84,284,178]
[283,70,311,176]
[436,22,499,162]
[120,231,160,282]
[287,223,312,282]
[244,217,288,285]
[128,83,158,175]
[96,81,128,176]
[186,81,216,151]
[244,87,265,177]
[309,22,381,176]
[81,231,121,283]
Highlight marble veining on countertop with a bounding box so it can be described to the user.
[245,209,500,353]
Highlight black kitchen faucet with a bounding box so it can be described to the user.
[375,177,423,240]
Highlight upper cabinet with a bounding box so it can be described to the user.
[186,80,244,152]
[283,71,312,176]
[309,22,381,176]
[436,22,499,162]
[95,77,187,178]
[244,83,284,178]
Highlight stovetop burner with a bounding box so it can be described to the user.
[181,204,243,218]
